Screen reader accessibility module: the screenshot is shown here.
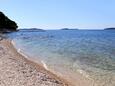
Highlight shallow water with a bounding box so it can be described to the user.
[10,30,115,86]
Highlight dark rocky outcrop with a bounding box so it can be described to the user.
[0,12,18,33]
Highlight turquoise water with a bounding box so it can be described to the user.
[10,30,115,86]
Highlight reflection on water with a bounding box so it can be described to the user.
[10,30,115,86]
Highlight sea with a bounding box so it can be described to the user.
[9,29,115,86]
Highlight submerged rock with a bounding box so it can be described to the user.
[0,11,18,33]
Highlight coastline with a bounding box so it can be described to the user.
[0,38,96,86]
[11,40,95,86]
[0,38,70,86]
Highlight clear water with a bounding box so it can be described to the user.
[10,30,115,86]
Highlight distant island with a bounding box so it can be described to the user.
[104,28,115,30]
[61,28,78,30]
[0,11,18,33]
[19,28,45,32]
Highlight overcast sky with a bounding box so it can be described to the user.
[0,0,115,29]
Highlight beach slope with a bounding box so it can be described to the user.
[0,39,69,86]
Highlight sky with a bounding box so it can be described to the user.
[0,0,115,29]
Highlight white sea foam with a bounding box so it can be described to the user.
[11,40,15,45]
[73,61,90,79]
[77,69,90,79]
[11,40,28,59]
[41,61,49,70]
[18,49,29,58]
[12,40,49,71]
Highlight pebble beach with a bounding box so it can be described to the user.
[0,38,69,86]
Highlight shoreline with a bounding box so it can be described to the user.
[11,40,70,85]
[0,38,96,86]
[10,39,95,86]
[0,38,70,86]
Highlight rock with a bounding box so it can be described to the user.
[0,11,18,33]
